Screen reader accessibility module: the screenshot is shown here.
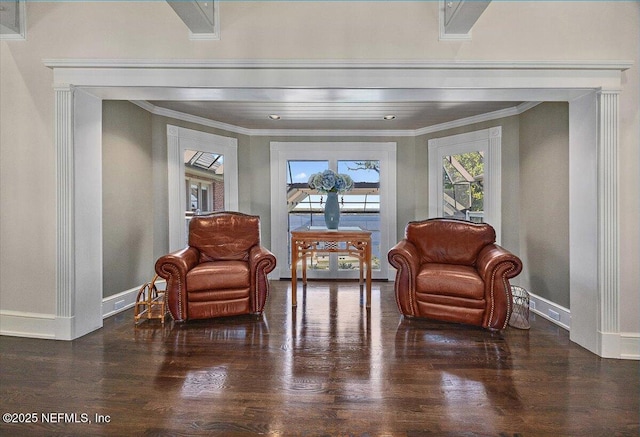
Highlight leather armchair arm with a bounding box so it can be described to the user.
[155,246,200,322]
[476,244,523,329]
[387,239,421,316]
[249,245,277,313]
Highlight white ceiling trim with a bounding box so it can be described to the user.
[44,59,632,104]
[45,58,631,137]
[132,100,542,137]
[43,59,632,70]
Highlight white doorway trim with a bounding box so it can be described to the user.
[428,127,502,243]
[166,125,238,252]
[47,59,629,358]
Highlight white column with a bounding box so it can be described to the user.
[598,90,620,357]
[55,86,75,338]
[55,86,104,340]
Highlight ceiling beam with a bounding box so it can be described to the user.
[166,0,219,40]
[440,0,491,40]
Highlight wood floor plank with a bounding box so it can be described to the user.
[1,280,638,436]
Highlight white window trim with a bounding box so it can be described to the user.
[428,127,502,244]
[270,142,397,280]
[167,125,238,252]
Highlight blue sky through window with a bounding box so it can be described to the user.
[287,161,328,184]
[287,160,379,184]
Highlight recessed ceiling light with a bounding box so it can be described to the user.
[268,114,281,120]
[383,115,396,120]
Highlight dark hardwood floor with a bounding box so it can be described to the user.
[1,280,638,436]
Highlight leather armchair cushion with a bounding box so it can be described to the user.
[189,214,260,261]
[188,295,250,320]
[416,263,485,300]
[415,301,485,326]
[186,261,249,291]
[188,288,250,303]
[406,219,495,266]
[416,293,486,310]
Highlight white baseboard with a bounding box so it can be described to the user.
[0,310,57,339]
[102,286,139,319]
[528,292,571,331]
[620,333,640,360]
[527,293,638,360]
[0,280,164,339]
[101,279,166,319]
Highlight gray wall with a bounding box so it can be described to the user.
[102,101,153,298]
[519,103,570,307]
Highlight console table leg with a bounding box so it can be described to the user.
[291,244,298,307]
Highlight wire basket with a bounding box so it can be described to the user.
[508,285,530,329]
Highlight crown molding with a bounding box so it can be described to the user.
[414,101,541,136]
[131,101,253,136]
[131,100,541,137]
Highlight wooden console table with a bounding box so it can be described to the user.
[290,226,372,308]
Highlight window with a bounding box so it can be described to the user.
[428,127,502,242]
[167,126,238,251]
[442,151,484,222]
[270,142,396,280]
[184,150,224,214]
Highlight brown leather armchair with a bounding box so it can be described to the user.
[155,212,276,322]
[388,218,522,330]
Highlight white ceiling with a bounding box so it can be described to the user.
[147,99,524,130]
